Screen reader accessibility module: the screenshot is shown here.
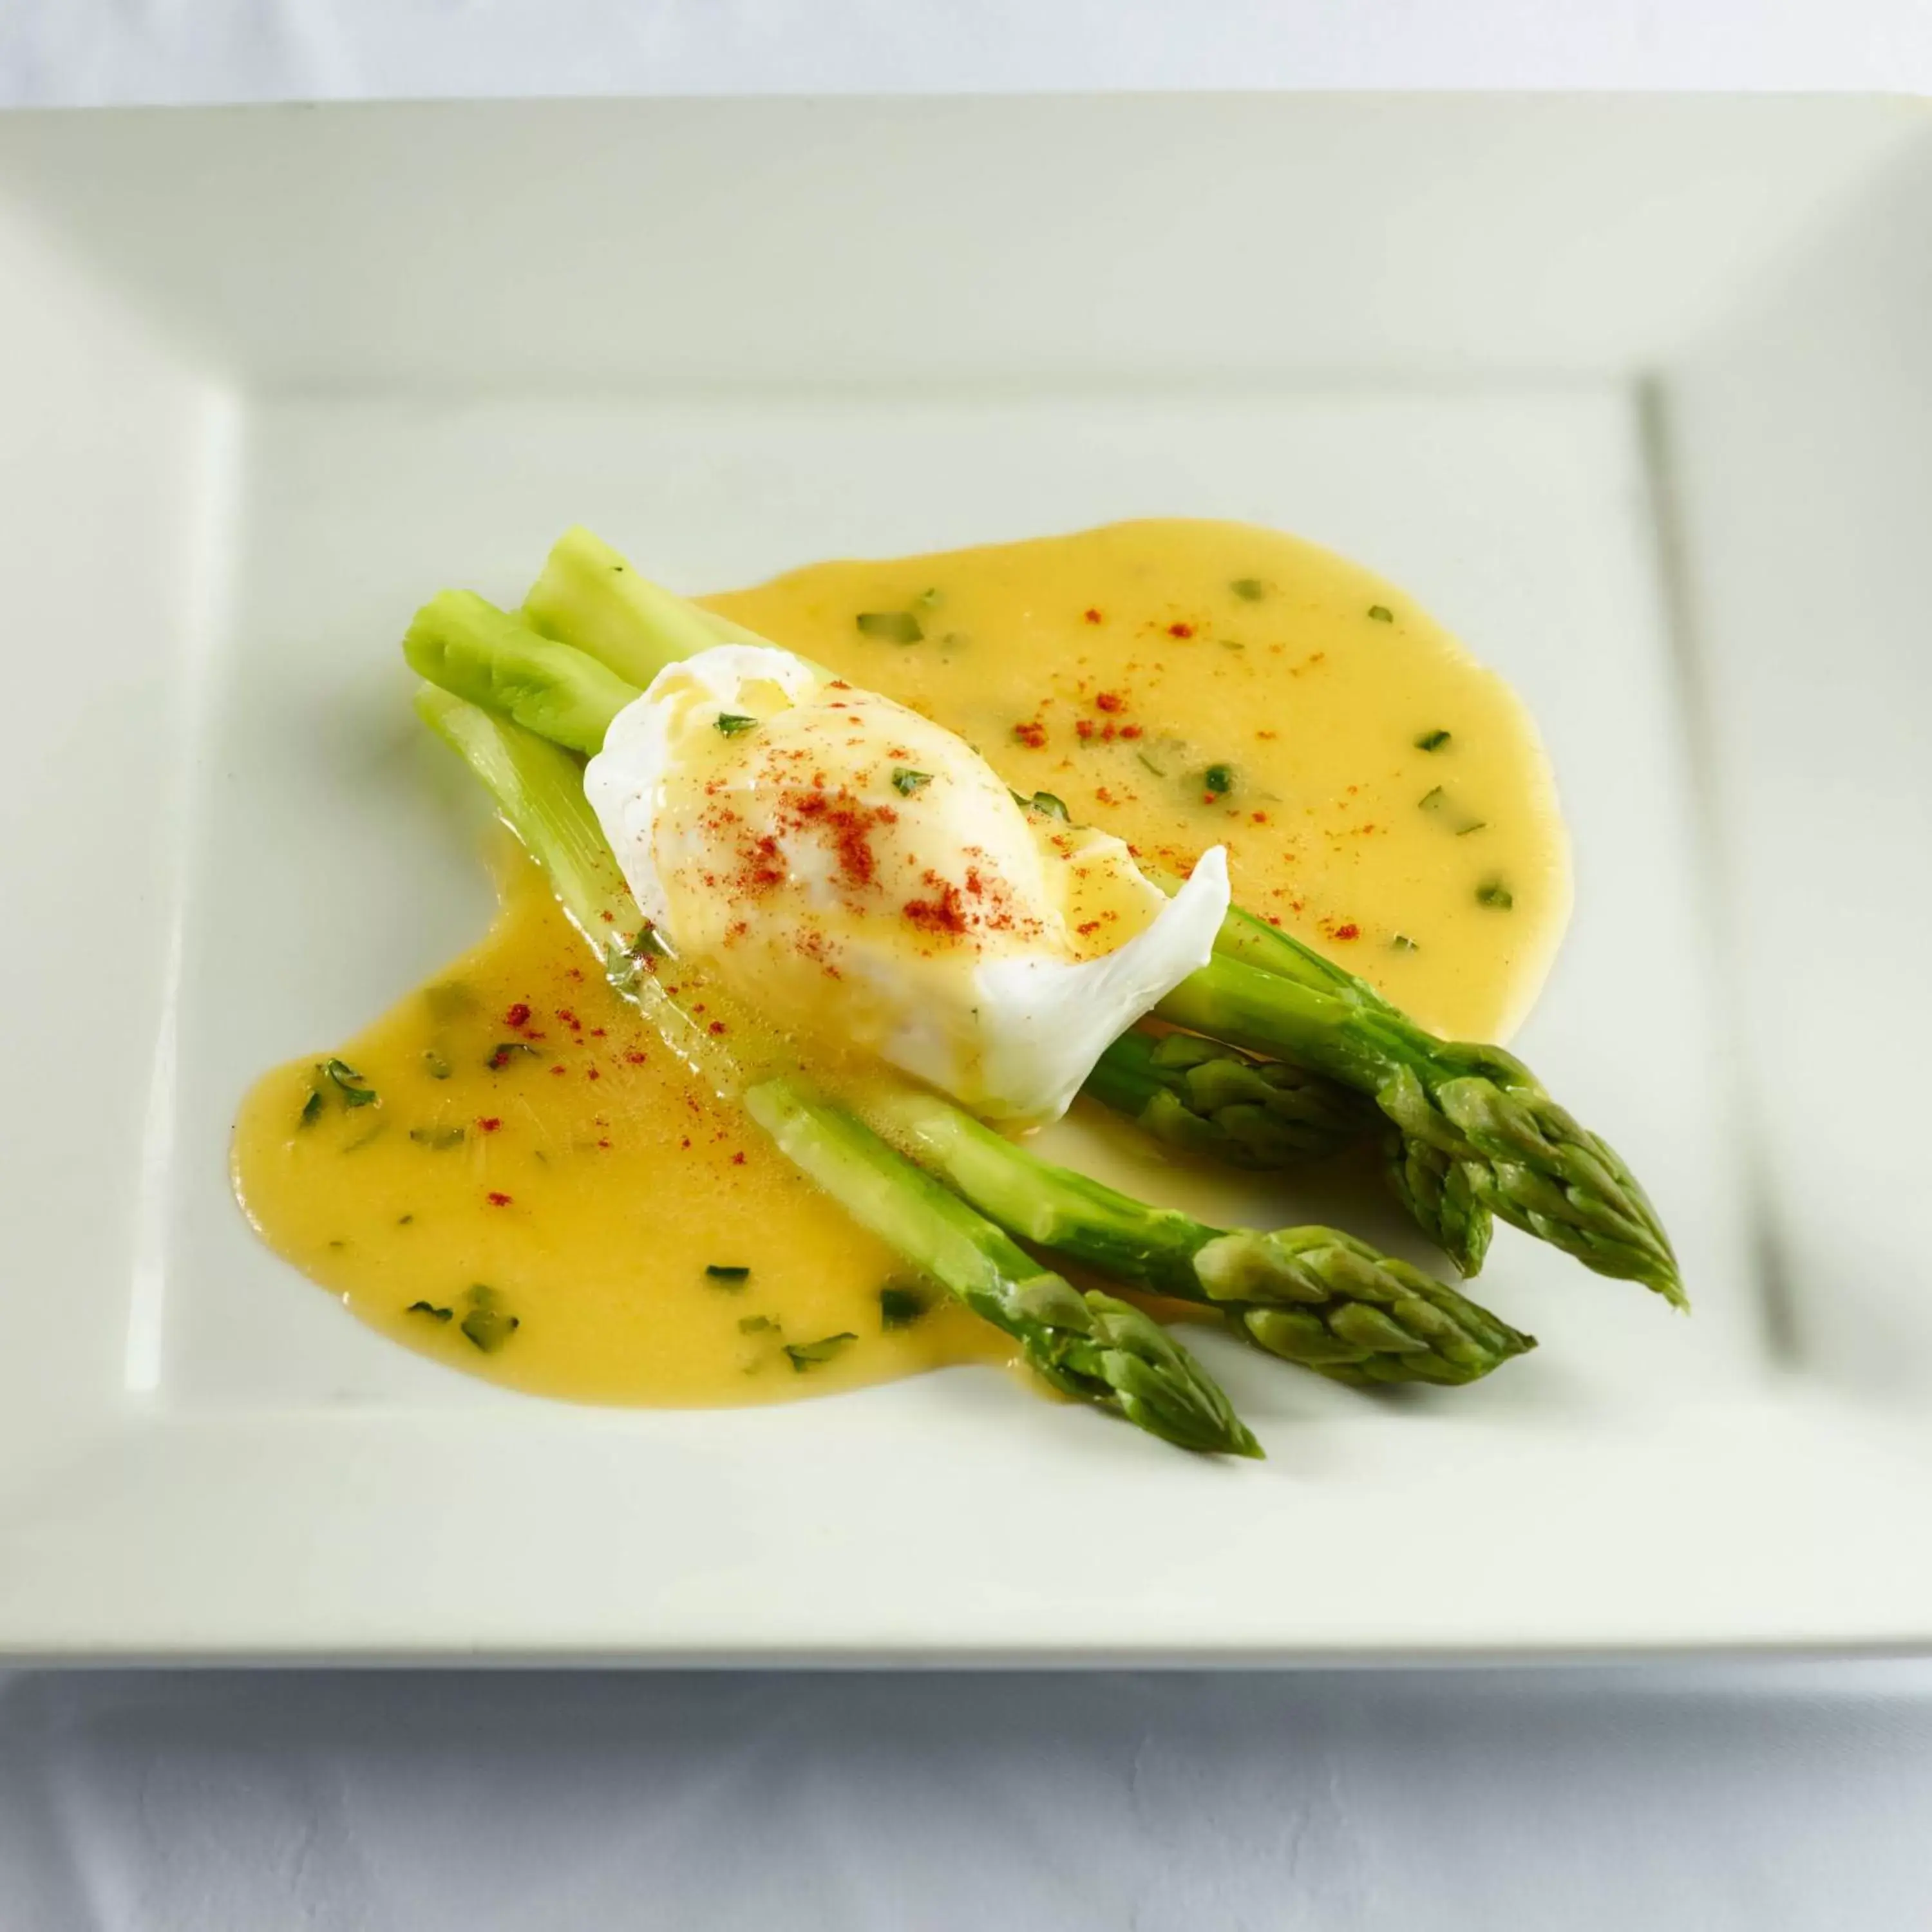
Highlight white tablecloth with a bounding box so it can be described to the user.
[7,8,1932,1928]
[4,1665,1932,1930]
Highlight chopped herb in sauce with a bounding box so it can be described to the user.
[1391,934,1420,953]
[323,1058,377,1107]
[856,611,923,644]
[406,1300,453,1323]
[460,1283,520,1353]
[1014,790,1070,820]
[891,768,932,796]
[1476,880,1515,909]
[715,713,757,737]
[1229,577,1267,601]
[397,1213,415,1226]
[705,1264,752,1287]
[1368,605,1394,623]
[1136,751,1168,777]
[1202,764,1235,798]
[878,1284,929,1331]
[916,586,943,609]
[299,1088,323,1128]
[784,1332,857,1372]
[737,1314,779,1334]
[408,1125,466,1150]
[486,1042,542,1070]
[1416,729,1452,752]
[421,1048,452,1080]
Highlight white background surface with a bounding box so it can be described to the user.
[5,6,1932,1929]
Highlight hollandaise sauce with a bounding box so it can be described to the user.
[234,518,1569,1405]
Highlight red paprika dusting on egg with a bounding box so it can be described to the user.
[904,876,969,936]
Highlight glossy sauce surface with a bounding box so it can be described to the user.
[721,518,1568,1042]
[232,855,1008,1403]
[234,519,1569,1404]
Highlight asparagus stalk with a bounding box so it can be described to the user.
[871,1086,1533,1387]
[420,542,1684,1307]
[405,590,641,756]
[1385,1133,1494,1280]
[523,524,770,679]
[745,1077,1260,1452]
[1088,1017,1493,1267]
[1157,962,1680,1303]
[413,685,1260,1457]
[1083,1029,1374,1170]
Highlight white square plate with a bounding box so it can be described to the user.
[1,97,1928,1661]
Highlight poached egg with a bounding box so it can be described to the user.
[584,645,1229,1126]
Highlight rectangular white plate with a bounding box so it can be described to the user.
[1,97,1928,1661]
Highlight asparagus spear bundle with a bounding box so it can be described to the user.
[485,529,1685,1306]
[419,686,1260,1456]
[412,638,1533,1418]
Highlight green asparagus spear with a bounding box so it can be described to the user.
[1084,1029,1374,1170]
[1119,880,1493,1257]
[1385,1131,1494,1279]
[871,1086,1532,1387]
[413,685,1260,1456]
[403,591,640,756]
[1197,896,1500,1262]
[415,544,1682,1307]
[522,524,768,682]
[1090,1015,1491,1268]
[1157,961,1680,1304]
[746,1077,1259,1452]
